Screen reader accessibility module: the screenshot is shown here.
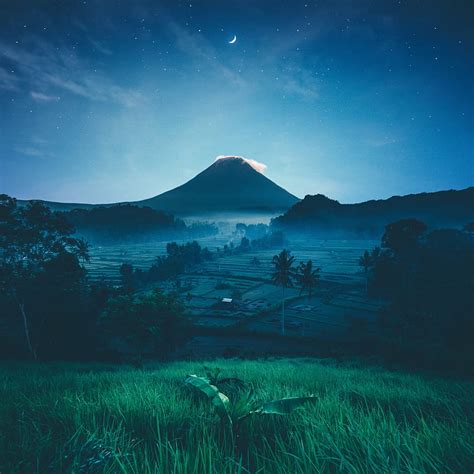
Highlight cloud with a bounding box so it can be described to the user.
[279,64,319,101]
[0,66,19,91]
[215,155,267,174]
[158,12,245,88]
[364,135,399,148]
[244,157,268,174]
[15,146,50,158]
[30,91,60,102]
[359,124,400,148]
[0,39,141,107]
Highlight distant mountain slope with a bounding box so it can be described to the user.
[272,187,474,237]
[16,199,94,212]
[135,156,299,215]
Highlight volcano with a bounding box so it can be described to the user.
[135,156,299,215]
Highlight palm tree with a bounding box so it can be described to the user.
[271,249,296,336]
[358,248,380,293]
[75,239,90,264]
[297,260,320,298]
[359,250,371,293]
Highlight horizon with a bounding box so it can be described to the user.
[11,154,474,207]
[1,0,473,204]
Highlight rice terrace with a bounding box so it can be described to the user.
[1,0,473,472]
[85,236,382,353]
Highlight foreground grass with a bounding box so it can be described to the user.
[0,359,473,473]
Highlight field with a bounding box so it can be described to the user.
[85,234,232,283]
[1,359,473,473]
[86,236,383,354]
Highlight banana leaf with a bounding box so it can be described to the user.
[185,375,231,420]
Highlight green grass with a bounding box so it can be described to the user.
[1,359,473,473]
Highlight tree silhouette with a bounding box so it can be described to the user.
[358,247,380,294]
[99,288,187,362]
[359,251,372,293]
[271,249,296,335]
[0,195,88,359]
[382,219,427,256]
[251,256,261,266]
[297,260,320,298]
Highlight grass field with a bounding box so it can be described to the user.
[1,359,473,473]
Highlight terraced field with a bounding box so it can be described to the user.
[183,239,382,335]
[85,236,383,345]
[198,238,378,285]
[85,234,231,282]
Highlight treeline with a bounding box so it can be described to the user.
[119,230,287,290]
[235,223,269,241]
[0,196,190,362]
[232,222,286,251]
[61,204,218,243]
[361,219,474,371]
[120,241,213,289]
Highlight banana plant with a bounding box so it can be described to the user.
[185,373,232,423]
[185,374,317,426]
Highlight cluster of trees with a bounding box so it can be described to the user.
[271,250,321,335]
[62,205,218,243]
[235,223,269,241]
[120,241,213,290]
[0,195,90,360]
[99,289,189,364]
[221,230,286,256]
[360,219,474,370]
[0,196,190,362]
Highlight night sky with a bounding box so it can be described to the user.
[0,0,472,204]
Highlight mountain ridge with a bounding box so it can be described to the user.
[272,186,474,237]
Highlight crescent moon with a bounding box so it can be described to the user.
[229,35,237,44]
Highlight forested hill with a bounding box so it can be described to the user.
[271,187,474,238]
[61,205,217,243]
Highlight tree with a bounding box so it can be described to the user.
[99,289,188,361]
[382,219,427,257]
[359,250,372,293]
[240,237,250,250]
[120,263,134,290]
[358,248,380,294]
[371,222,474,371]
[271,249,296,335]
[0,195,89,360]
[297,260,320,298]
[251,256,261,266]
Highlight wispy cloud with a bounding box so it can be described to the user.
[160,15,245,88]
[279,64,319,101]
[0,66,19,91]
[71,18,114,55]
[0,38,141,107]
[15,146,51,159]
[30,91,60,102]
[359,123,400,148]
[244,157,267,174]
[215,155,267,174]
